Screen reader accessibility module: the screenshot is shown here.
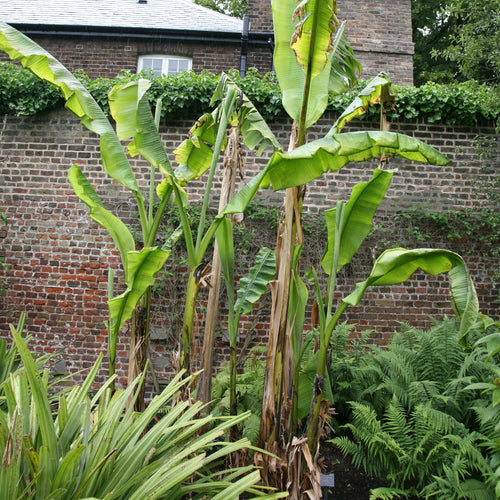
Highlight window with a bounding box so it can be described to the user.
[137,55,192,76]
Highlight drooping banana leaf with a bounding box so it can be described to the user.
[174,74,281,185]
[266,130,450,190]
[329,72,394,134]
[321,168,394,274]
[0,21,140,196]
[68,165,135,277]
[108,247,172,336]
[174,110,223,185]
[328,22,362,95]
[235,247,276,320]
[343,248,479,343]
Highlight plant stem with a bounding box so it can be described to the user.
[179,269,200,372]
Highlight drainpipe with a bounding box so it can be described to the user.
[239,14,250,77]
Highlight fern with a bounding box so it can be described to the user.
[329,317,499,499]
[210,346,266,444]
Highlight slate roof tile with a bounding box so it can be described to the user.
[0,0,244,33]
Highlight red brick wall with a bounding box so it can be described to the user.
[0,110,498,388]
[0,34,242,79]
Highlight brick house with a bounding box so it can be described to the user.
[1,0,414,84]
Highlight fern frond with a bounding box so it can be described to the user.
[369,486,413,500]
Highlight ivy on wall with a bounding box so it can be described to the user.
[1,64,498,127]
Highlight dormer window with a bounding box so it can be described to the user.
[138,55,192,76]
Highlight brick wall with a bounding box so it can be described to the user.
[0,109,498,389]
[0,34,242,79]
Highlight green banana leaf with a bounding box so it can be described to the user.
[328,22,362,95]
[321,168,394,274]
[108,80,175,180]
[174,110,223,185]
[330,73,394,134]
[235,247,276,317]
[0,21,140,196]
[272,0,334,128]
[216,217,236,315]
[215,74,281,153]
[343,248,479,343]
[266,130,450,190]
[108,247,172,335]
[174,74,280,185]
[68,165,135,277]
[272,0,359,129]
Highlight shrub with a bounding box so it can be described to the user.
[1,62,498,126]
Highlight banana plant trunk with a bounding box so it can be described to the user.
[260,129,303,488]
[179,271,200,373]
[127,288,151,411]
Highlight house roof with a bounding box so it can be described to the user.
[0,0,244,35]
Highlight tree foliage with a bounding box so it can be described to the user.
[193,0,248,19]
[412,0,500,86]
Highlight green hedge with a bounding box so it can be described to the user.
[0,63,498,126]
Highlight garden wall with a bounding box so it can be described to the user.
[0,109,498,388]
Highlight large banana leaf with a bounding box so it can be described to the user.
[68,165,135,276]
[266,130,450,190]
[272,0,358,129]
[0,21,140,196]
[321,168,394,274]
[272,0,333,128]
[108,80,175,180]
[343,248,479,343]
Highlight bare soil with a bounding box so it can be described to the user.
[320,441,387,499]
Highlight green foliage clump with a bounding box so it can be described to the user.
[0,330,281,499]
[211,345,267,444]
[330,317,500,499]
[1,62,499,127]
[193,0,248,19]
[0,62,64,114]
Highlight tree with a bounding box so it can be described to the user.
[412,0,500,86]
[193,0,248,19]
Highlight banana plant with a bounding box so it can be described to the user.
[0,23,281,391]
[259,0,452,464]
[169,74,281,373]
[302,170,479,452]
[255,0,479,495]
